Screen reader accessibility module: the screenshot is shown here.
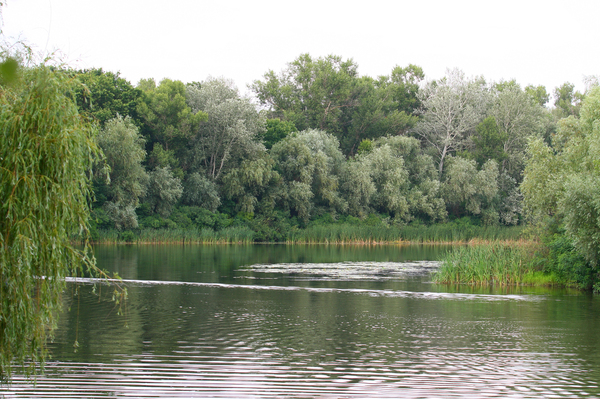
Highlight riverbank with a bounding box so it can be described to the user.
[85,227,598,292]
[433,240,598,292]
[91,223,525,245]
[433,241,545,286]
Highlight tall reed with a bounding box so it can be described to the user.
[94,226,255,244]
[433,242,538,285]
[287,224,524,244]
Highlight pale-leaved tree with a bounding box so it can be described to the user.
[145,166,183,217]
[414,69,489,175]
[442,157,499,221]
[489,82,545,180]
[182,172,221,212]
[97,115,149,229]
[187,77,266,181]
[270,129,346,222]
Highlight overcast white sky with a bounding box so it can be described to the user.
[2,0,599,99]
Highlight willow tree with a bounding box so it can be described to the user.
[97,115,148,230]
[0,65,100,381]
[414,69,489,176]
[270,129,347,222]
[523,86,600,275]
[187,77,266,181]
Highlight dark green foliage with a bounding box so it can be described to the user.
[221,156,281,216]
[462,116,508,167]
[148,143,179,170]
[387,64,424,115]
[137,78,207,163]
[119,230,136,243]
[96,116,149,230]
[525,84,550,107]
[144,166,183,217]
[252,54,421,155]
[522,86,600,291]
[542,232,598,290]
[182,172,221,211]
[553,82,584,118]
[262,119,297,149]
[173,206,233,230]
[0,65,101,380]
[74,68,142,126]
[0,57,18,85]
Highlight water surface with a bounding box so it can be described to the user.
[2,244,599,398]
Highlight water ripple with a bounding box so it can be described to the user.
[65,276,542,302]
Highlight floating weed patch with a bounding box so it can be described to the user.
[240,261,441,280]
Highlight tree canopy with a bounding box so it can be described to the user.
[0,65,100,381]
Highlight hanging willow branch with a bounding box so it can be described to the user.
[0,65,110,382]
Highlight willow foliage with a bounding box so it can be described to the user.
[0,66,99,381]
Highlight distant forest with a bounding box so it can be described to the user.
[71,54,596,244]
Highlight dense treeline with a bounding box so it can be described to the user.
[76,54,584,242]
[74,54,600,289]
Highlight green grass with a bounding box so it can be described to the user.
[287,224,524,244]
[433,242,549,286]
[94,226,255,244]
[520,271,562,286]
[92,223,524,245]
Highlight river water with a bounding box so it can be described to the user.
[2,244,600,398]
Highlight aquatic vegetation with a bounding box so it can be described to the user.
[95,226,255,244]
[433,242,540,285]
[286,224,524,244]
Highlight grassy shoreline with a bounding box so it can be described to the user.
[90,223,525,245]
[432,240,585,289]
[86,226,595,291]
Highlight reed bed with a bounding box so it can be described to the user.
[286,224,524,244]
[94,226,255,244]
[92,223,524,245]
[433,242,539,285]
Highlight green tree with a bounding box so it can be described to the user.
[344,75,419,154]
[262,118,297,150]
[413,69,489,176]
[374,136,446,222]
[442,157,499,220]
[464,116,508,167]
[270,129,346,222]
[187,77,266,181]
[253,55,423,155]
[525,84,550,107]
[339,158,376,218]
[145,166,183,217]
[553,82,584,118]
[489,82,545,180]
[181,172,221,212]
[361,144,410,220]
[252,54,359,137]
[137,78,207,160]
[0,65,100,380]
[74,68,142,126]
[523,86,600,277]
[386,64,425,114]
[96,116,149,230]
[222,155,281,216]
